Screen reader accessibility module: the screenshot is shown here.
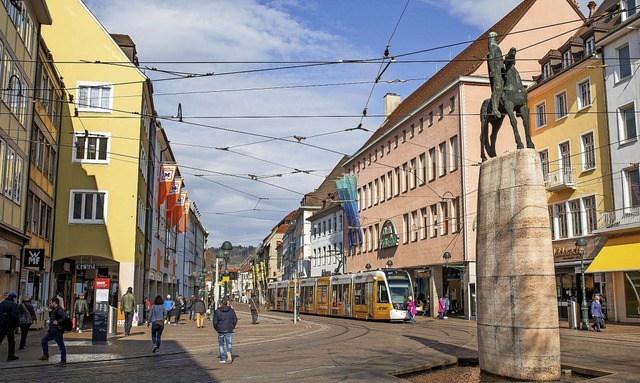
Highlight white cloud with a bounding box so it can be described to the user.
[420,0,522,30]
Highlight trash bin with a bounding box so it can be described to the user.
[568,300,578,329]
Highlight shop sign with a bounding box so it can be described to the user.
[553,246,580,261]
[76,263,96,270]
[379,220,399,249]
[23,248,45,270]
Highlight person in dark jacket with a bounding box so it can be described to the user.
[18,295,37,349]
[39,297,68,367]
[0,292,20,361]
[194,297,206,328]
[213,298,237,364]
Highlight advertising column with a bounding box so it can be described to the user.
[93,278,110,342]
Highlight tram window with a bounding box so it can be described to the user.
[355,283,365,304]
[377,283,390,303]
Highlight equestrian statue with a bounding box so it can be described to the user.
[480,32,535,162]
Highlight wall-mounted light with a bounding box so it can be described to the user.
[386,260,393,268]
[365,263,371,270]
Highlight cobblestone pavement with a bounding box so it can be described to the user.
[0,304,638,382]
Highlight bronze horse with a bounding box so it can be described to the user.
[480,47,535,162]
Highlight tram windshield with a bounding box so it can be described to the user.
[386,273,412,307]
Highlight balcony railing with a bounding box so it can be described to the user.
[545,168,576,192]
[598,206,640,230]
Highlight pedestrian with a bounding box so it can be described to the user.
[590,294,604,332]
[144,296,151,322]
[213,297,237,364]
[174,294,183,325]
[56,291,65,310]
[73,293,89,333]
[164,295,175,324]
[443,294,450,319]
[0,292,20,361]
[18,295,37,350]
[194,296,206,328]
[249,293,260,324]
[147,295,166,354]
[39,297,68,367]
[407,295,417,325]
[438,296,445,319]
[120,287,136,335]
[188,295,196,321]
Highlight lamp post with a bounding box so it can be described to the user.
[219,241,233,299]
[575,238,589,330]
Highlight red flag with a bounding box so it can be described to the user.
[157,164,177,208]
[177,201,191,233]
[171,192,188,227]
[165,177,182,223]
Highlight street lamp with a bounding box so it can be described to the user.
[218,241,233,299]
[575,237,589,331]
[386,260,393,268]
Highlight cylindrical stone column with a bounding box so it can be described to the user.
[476,149,560,381]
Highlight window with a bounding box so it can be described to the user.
[555,91,568,119]
[559,142,572,173]
[394,167,400,196]
[542,63,552,80]
[3,146,15,198]
[428,148,436,181]
[379,176,385,203]
[420,208,427,240]
[535,102,547,128]
[438,142,447,176]
[438,104,444,119]
[419,117,424,132]
[428,112,433,126]
[583,196,597,234]
[419,153,426,185]
[617,45,631,80]
[562,51,572,69]
[577,80,591,109]
[13,155,23,204]
[402,130,406,143]
[449,96,456,112]
[584,37,595,57]
[450,136,459,171]
[539,150,550,180]
[70,190,107,224]
[557,204,568,239]
[451,197,461,233]
[402,214,409,244]
[0,140,4,193]
[619,104,637,142]
[621,0,638,21]
[74,132,110,163]
[411,210,418,242]
[386,171,393,200]
[394,135,398,148]
[440,201,449,235]
[430,204,438,238]
[624,168,640,208]
[77,82,112,112]
[410,158,417,189]
[410,124,415,138]
[373,179,379,205]
[570,200,583,237]
[137,197,145,231]
[581,132,595,170]
[402,163,408,192]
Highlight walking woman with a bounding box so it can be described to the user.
[147,295,167,354]
[18,295,37,349]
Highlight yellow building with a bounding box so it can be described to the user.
[42,1,153,308]
[527,16,613,320]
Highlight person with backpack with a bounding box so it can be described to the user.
[39,297,69,367]
[0,292,20,361]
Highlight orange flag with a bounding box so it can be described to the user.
[177,201,191,233]
[157,164,177,208]
[165,177,183,223]
[171,192,188,227]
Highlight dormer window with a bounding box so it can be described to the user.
[562,51,572,69]
[542,63,552,79]
[621,0,637,21]
[584,37,595,57]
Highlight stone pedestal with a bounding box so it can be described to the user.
[476,149,560,381]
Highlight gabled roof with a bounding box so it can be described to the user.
[350,0,583,160]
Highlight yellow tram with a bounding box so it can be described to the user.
[267,269,412,321]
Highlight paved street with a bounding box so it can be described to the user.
[1,304,639,382]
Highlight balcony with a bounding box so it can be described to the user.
[545,168,576,192]
[597,206,640,232]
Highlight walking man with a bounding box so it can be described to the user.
[39,297,68,367]
[249,293,260,324]
[164,295,174,324]
[74,293,89,333]
[121,287,136,336]
[0,292,20,361]
[213,298,237,364]
[194,296,206,328]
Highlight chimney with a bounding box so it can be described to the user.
[587,1,597,18]
[384,93,401,117]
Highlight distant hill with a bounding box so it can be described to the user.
[205,245,257,268]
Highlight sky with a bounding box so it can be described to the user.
[81,0,591,247]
